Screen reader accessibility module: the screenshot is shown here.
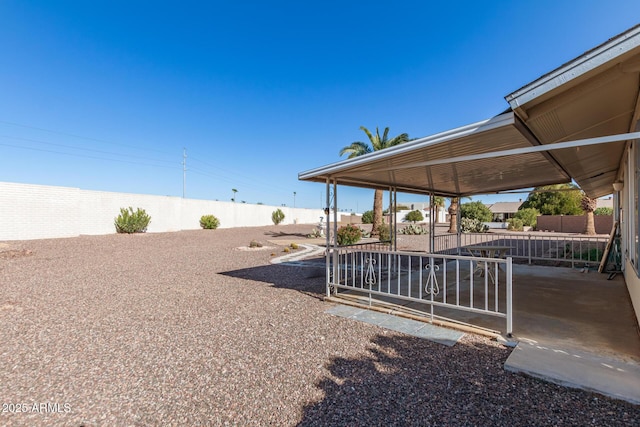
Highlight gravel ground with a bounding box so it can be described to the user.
[0,224,638,426]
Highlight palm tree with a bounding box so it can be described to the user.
[340,126,409,237]
[448,197,460,233]
[447,196,471,233]
[432,196,445,224]
[582,195,597,235]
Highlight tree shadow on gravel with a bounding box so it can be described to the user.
[220,262,326,300]
[298,333,640,427]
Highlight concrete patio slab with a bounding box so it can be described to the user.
[505,340,640,405]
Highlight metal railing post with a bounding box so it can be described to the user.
[506,256,513,337]
[527,234,532,265]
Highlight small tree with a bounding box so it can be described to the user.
[460,201,492,222]
[361,210,374,224]
[272,208,285,225]
[521,183,583,215]
[513,207,540,229]
[403,210,424,223]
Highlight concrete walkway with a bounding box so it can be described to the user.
[325,305,464,347]
[505,340,640,405]
[269,243,325,264]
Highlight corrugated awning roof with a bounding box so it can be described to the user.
[299,112,571,197]
[299,24,640,198]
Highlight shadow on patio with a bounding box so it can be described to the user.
[333,262,640,363]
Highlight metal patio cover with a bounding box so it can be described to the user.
[299,25,640,199]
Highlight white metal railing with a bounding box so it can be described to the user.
[329,248,513,335]
[433,232,608,267]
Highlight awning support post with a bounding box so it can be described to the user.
[325,179,331,297]
[429,193,435,253]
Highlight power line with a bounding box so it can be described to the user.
[0,142,181,170]
[0,134,178,166]
[0,120,175,156]
[189,154,294,194]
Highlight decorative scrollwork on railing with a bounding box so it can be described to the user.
[364,257,377,286]
[424,263,440,296]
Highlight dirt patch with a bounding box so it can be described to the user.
[0,249,33,259]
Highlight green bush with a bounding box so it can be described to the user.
[377,223,391,242]
[513,207,539,228]
[114,207,151,234]
[403,210,424,223]
[400,224,429,235]
[337,224,362,245]
[594,207,613,216]
[272,209,285,225]
[507,218,524,231]
[574,247,604,262]
[460,217,488,233]
[199,214,220,230]
[460,201,492,222]
[361,210,374,224]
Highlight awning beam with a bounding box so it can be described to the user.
[366,131,640,173]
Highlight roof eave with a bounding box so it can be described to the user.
[505,24,640,110]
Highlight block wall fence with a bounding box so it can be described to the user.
[0,182,328,241]
[536,214,613,234]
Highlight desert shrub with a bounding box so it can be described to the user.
[283,247,290,253]
[290,242,299,249]
[199,214,220,230]
[308,229,322,238]
[337,224,362,246]
[272,209,285,225]
[460,201,492,222]
[513,207,539,228]
[403,210,424,223]
[114,207,151,234]
[400,224,428,235]
[249,240,263,248]
[377,223,391,241]
[507,218,524,231]
[460,217,489,233]
[594,207,613,216]
[361,210,374,224]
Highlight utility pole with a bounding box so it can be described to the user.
[182,148,187,198]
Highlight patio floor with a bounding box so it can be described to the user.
[331,263,640,362]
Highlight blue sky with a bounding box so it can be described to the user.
[1,1,638,212]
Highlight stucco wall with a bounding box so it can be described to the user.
[0,181,325,241]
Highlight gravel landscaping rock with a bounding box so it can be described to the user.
[0,225,638,426]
